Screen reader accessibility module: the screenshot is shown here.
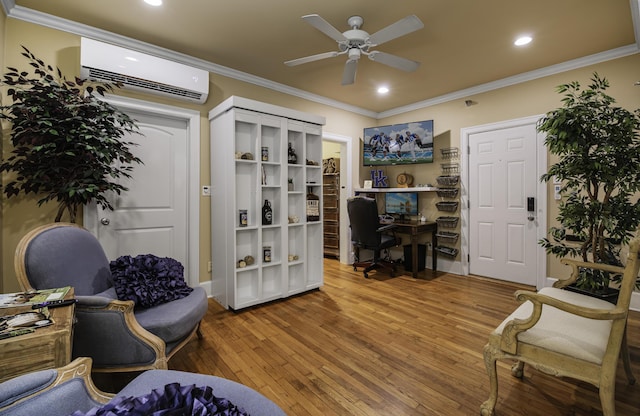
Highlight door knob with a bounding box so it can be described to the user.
[100,218,110,226]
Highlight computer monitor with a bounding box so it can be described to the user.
[385,192,418,221]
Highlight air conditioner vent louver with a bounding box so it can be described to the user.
[80,38,209,104]
[85,67,203,101]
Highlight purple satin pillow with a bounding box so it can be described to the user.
[110,254,193,308]
[70,383,250,416]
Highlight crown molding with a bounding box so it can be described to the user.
[378,44,640,119]
[2,1,639,120]
[1,2,378,119]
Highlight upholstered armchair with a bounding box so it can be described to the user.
[347,196,401,278]
[0,357,286,416]
[14,223,208,372]
[481,235,640,416]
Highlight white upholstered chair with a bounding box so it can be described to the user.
[481,235,640,416]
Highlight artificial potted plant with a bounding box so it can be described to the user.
[0,46,141,222]
[538,72,640,297]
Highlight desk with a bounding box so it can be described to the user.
[393,221,437,278]
[0,288,75,382]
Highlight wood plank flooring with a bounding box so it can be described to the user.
[166,259,639,415]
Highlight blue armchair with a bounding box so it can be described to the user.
[14,223,209,372]
[0,357,286,416]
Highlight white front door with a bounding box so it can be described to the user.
[466,119,542,286]
[84,95,203,286]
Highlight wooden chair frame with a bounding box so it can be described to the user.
[481,236,640,416]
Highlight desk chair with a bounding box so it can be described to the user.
[347,196,401,278]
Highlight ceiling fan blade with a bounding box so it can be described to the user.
[285,51,339,66]
[367,15,424,46]
[341,59,358,85]
[368,51,420,72]
[302,14,348,42]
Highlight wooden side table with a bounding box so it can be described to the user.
[0,288,75,382]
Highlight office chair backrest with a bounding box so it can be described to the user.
[347,196,382,249]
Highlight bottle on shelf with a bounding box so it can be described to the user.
[288,142,297,164]
[262,199,273,225]
[306,186,320,222]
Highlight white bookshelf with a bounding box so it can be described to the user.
[209,96,325,310]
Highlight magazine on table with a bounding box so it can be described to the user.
[0,286,71,308]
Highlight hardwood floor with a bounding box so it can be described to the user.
[166,259,640,415]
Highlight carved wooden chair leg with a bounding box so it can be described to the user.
[511,360,525,379]
[621,326,636,385]
[480,343,498,416]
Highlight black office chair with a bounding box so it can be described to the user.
[347,196,402,278]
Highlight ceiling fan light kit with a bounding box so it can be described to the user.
[285,13,424,85]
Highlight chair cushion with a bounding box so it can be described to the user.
[493,287,615,364]
[134,286,208,343]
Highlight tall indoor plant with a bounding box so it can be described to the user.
[0,46,141,222]
[538,72,640,293]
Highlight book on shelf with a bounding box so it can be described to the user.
[0,286,71,308]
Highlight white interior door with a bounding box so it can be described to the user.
[94,111,188,267]
[468,122,539,285]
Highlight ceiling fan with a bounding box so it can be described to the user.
[285,14,424,85]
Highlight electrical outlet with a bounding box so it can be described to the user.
[207,261,212,272]
[202,185,211,196]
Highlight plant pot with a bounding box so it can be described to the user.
[563,284,619,304]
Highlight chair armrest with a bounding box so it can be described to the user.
[0,357,112,415]
[376,224,397,233]
[73,298,167,370]
[499,290,626,354]
[51,358,113,403]
[553,258,625,288]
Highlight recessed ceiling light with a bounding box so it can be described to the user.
[377,86,389,94]
[514,36,532,46]
[144,0,162,6]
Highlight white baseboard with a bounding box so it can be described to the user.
[209,261,640,312]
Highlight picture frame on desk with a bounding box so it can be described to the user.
[363,180,372,189]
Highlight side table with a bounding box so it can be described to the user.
[0,288,75,382]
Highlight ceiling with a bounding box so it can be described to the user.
[5,0,640,116]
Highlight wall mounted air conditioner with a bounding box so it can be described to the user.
[80,37,209,104]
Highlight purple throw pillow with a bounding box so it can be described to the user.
[110,254,193,308]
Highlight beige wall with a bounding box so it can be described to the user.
[371,54,640,278]
[0,18,373,292]
[1,17,639,292]
[322,141,341,160]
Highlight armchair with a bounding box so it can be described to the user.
[347,196,401,278]
[14,223,208,372]
[0,357,286,416]
[481,235,640,416]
